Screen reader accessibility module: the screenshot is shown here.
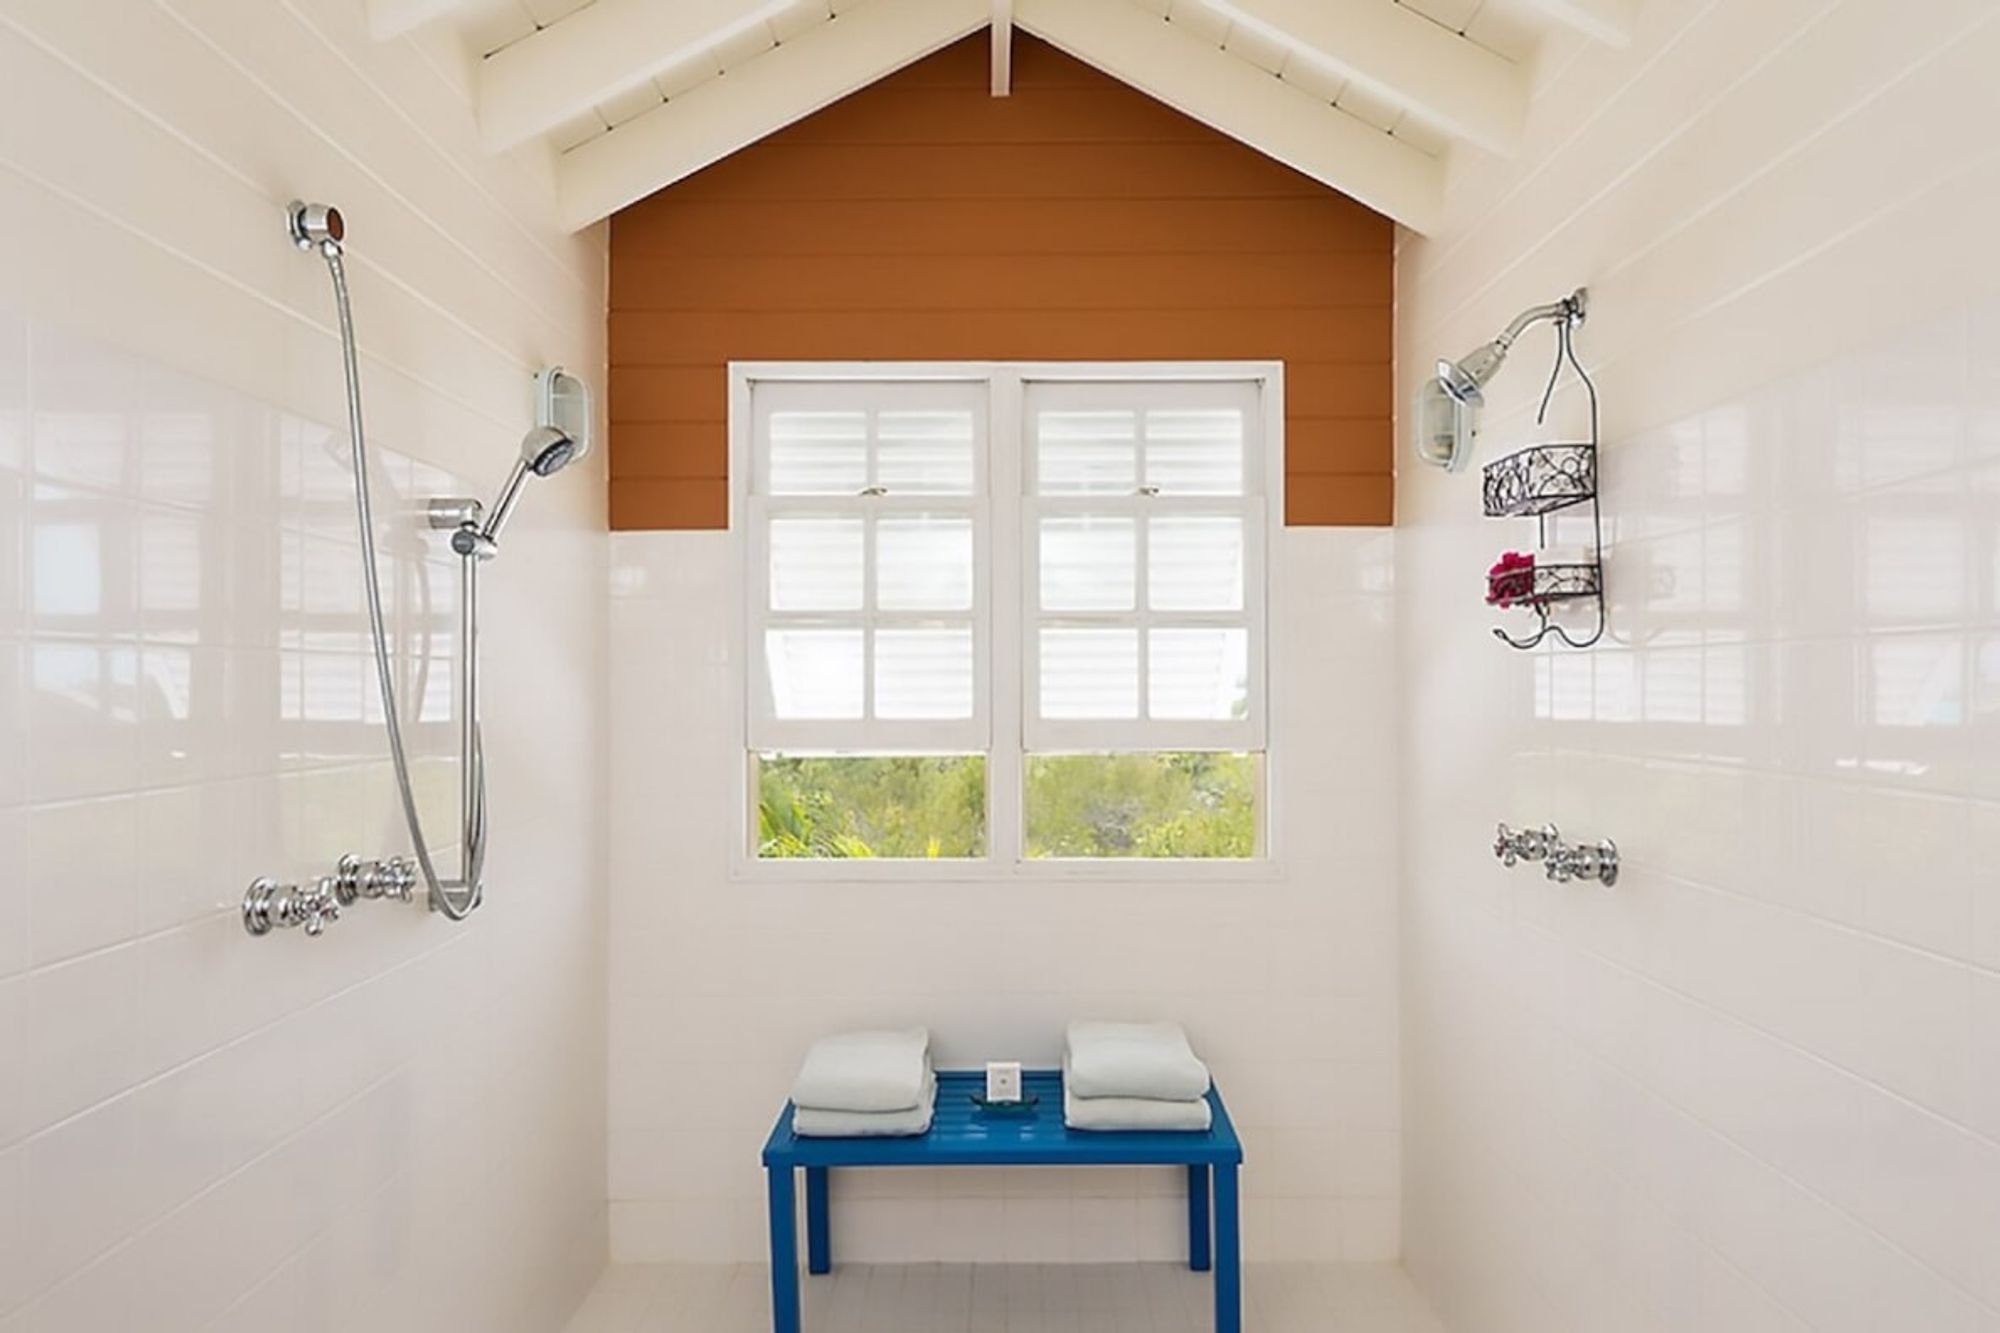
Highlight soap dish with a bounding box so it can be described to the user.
[969,1092,1040,1116]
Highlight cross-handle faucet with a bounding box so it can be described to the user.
[242,875,342,937]
[1494,822,1561,867]
[1494,822,1619,887]
[242,855,420,937]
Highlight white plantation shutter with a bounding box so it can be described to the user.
[748,380,990,752]
[1022,380,1266,751]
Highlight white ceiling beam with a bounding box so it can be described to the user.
[991,0,1013,97]
[1014,0,1444,233]
[478,0,800,154]
[1519,0,1638,47]
[557,0,987,231]
[366,0,475,41]
[1201,0,1526,156]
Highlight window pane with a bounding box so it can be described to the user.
[769,410,868,494]
[1037,410,1136,495]
[1039,627,1139,719]
[1148,516,1243,611]
[765,629,863,719]
[769,517,863,611]
[875,627,975,719]
[1025,753,1257,858]
[1145,408,1243,495]
[1149,628,1250,720]
[757,755,986,858]
[877,409,976,494]
[1039,516,1135,612]
[877,515,973,611]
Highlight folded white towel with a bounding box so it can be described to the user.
[792,1028,932,1113]
[795,1072,937,1138]
[1063,1076,1211,1134]
[1065,1021,1210,1102]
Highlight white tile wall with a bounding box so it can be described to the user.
[0,1,609,1329]
[606,527,1402,1265]
[1397,2,2000,1331]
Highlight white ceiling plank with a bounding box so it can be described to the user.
[992,0,1014,96]
[1015,0,1444,232]
[478,0,801,153]
[1518,0,1637,47]
[557,0,987,230]
[367,0,480,41]
[1201,0,1527,156]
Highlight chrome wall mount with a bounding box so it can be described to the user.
[1494,822,1619,887]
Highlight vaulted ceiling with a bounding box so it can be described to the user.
[377,0,1640,235]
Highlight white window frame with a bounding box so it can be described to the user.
[729,361,1285,883]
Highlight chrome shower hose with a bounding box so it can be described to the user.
[320,248,485,920]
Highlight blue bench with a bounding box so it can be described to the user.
[762,1067,1244,1333]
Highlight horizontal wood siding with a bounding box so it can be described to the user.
[609,34,1394,529]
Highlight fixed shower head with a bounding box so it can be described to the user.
[1435,341,1508,407]
[1413,287,1591,471]
[287,200,344,255]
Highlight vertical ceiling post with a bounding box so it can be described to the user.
[991,0,1013,96]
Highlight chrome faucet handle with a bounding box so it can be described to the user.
[301,877,340,936]
[1494,823,1520,866]
[375,856,417,902]
[335,853,418,903]
[1571,839,1618,888]
[243,875,339,937]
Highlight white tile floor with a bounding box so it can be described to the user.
[561,1262,1448,1333]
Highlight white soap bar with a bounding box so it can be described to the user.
[985,1061,1022,1103]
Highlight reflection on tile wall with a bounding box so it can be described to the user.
[0,308,599,1330]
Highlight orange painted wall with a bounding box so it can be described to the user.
[608,33,1395,529]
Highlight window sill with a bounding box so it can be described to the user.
[725,857,1285,886]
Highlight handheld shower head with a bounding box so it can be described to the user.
[479,426,582,543]
[520,425,584,476]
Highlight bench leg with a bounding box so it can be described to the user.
[767,1166,801,1333]
[1213,1162,1240,1333]
[806,1166,831,1275]
[1187,1164,1211,1272]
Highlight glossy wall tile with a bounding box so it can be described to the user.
[0,0,610,1327]
[1395,4,2000,1330]
[0,302,605,1331]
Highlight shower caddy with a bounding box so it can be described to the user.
[1481,308,1607,650]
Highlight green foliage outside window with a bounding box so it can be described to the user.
[755,751,1257,860]
[1024,752,1257,858]
[757,755,986,858]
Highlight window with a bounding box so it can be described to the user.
[738,366,1275,872]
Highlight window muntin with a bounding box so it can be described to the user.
[741,369,1272,867]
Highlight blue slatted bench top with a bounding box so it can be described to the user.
[763,1068,1242,1168]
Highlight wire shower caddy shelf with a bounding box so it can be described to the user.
[1481,315,1607,650]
